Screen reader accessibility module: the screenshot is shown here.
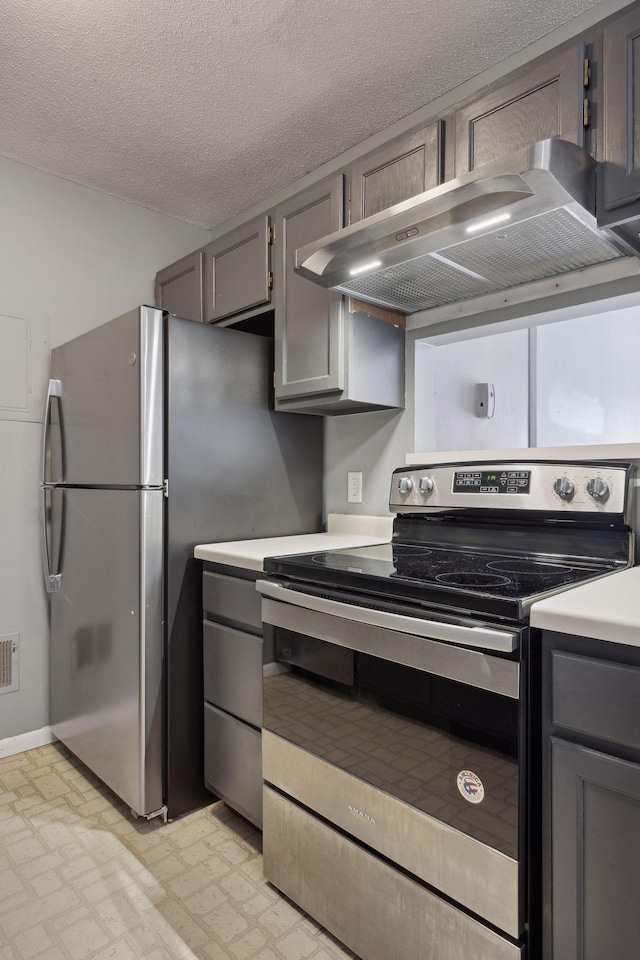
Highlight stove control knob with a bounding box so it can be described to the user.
[419,476,434,496]
[586,477,610,502]
[398,477,413,495]
[553,477,575,501]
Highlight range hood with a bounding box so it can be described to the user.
[294,139,635,315]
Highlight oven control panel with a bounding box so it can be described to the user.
[390,461,633,516]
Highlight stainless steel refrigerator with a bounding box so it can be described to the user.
[42,306,323,820]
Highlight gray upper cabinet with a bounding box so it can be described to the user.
[601,5,640,226]
[452,43,586,178]
[348,120,443,224]
[203,214,272,323]
[274,175,404,415]
[274,175,346,404]
[155,250,204,323]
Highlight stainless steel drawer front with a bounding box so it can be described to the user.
[260,593,520,700]
[263,786,523,960]
[258,579,518,652]
[203,572,262,634]
[203,620,263,727]
[263,731,521,937]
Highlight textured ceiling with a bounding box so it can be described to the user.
[1,0,606,229]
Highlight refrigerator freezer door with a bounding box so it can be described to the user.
[48,306,163,487]
[50,487,163,816]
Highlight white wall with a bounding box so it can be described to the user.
[0,156,208,740]
[418,329,530,453]
[534,307,640,446]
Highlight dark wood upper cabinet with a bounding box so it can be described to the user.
[348,120,443,223]
[155,250,204,323]
[452,43,586,178]
[203,215,272,323]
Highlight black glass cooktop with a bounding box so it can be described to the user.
[265,542,623,621]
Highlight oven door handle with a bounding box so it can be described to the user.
[256,580,517,653]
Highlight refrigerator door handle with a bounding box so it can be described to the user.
[41,378,63,486]
[41,487,62,593]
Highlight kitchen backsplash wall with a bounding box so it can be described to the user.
[0,156,208,744]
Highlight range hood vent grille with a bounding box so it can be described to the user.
[442,208,622,287]
[342,252,500,313]
[295,140,637,316]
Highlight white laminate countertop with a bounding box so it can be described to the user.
[194,513,393,572]
[530,567,640,648]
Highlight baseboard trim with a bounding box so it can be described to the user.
[0,726,57,759]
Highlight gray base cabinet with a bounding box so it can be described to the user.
[542,631,640,960]
[202,564,267,828]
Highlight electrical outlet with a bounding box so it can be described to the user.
[348,471,363,503]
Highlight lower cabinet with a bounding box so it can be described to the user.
[542,632,640,959]
[202,563,267,828]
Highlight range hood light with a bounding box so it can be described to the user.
[465,212,512,234]
[349,259,382,276]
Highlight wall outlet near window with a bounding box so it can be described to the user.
[347,472,363,503]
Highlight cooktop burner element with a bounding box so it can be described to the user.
[435,572,511,587]
[487,559,573,574]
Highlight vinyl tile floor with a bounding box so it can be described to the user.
[0,743,358,960]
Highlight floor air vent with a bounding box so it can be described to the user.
[0,634,19,694]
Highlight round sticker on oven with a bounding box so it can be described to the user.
[457,770,485,803]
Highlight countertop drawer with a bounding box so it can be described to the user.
[203,620,262,727]
[203,570,262,635]
[551,650,640,752]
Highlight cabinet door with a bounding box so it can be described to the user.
[275,175,345,401]
[551,738,640,960]
[602,7,640,219]
[453,44,585,177]
[204,214,272,323]
[349,121,443,223]
[155,250,204,323]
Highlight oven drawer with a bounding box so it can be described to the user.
[263,730,521,938]
[263,786,523,960]
[204,703,262,827]
[551,651,640,752]
[203,571,262,634]
[203,620,262,727]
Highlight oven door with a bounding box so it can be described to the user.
[258,579,524,947]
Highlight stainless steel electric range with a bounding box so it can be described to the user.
[257,460,636,960]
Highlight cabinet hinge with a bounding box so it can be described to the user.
[583,57,591,89]
[268,271,273,289]
[583,97,590,128]
[347,180,351,203]
[268,223,276,244]
[273,371,276,389]
[347,210,352,227]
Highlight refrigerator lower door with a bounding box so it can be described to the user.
[50,487,163,816]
